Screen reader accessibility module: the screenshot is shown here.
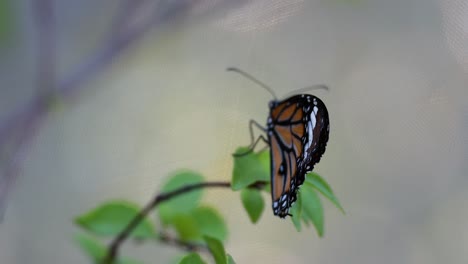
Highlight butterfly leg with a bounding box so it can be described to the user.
[233,135,268,157]
[247,119,267,146]
[233,119,268,157]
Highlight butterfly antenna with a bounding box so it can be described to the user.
[284,84,329,98]
[227,67,277,100]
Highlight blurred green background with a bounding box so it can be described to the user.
[0,0,467,263]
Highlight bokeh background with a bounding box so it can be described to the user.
[0,0,467,263]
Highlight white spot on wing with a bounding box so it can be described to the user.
[311,113,316,128]
[303,111,314,160]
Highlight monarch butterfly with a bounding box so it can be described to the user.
[229,68,330,218]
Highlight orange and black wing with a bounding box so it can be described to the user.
[268,94,329,218]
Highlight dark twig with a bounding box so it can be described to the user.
[0,0,55,217]
[109,0,145,38]
[103,181,230,264]
[0,1,175,216]
[158,232,208,252]
[0,0,234,219]
[59,0,192,102]
[102,180,266,264]
[0,0,56,219]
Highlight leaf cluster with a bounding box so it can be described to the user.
[75,171,230,263]
[74,148,343,263]
[232,147,344,236]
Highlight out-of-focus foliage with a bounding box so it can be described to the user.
[204,236,227,264]
[178,253,206,264]
[74,234,142,264]
[240,188,265,223]
[75,201,156,239]
[231,148,269,190]
[233,149,343,237]
[307,172,345,213]
[158,171,205,225]
[74,150,342,263]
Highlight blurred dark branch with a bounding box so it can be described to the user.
[59,0,152,101]
[103,181,230,264]
[109,0,142,38]
[0,0,57,219]
[0,0,196,217]
[102,180,266,264]
[59,0,193,101]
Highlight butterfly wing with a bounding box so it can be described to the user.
[268,94,329,218]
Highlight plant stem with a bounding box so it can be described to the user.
[102,180,266,264]
[158,231,208,252]
[103,181,230,264]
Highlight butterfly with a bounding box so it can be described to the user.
[229,68,330,218]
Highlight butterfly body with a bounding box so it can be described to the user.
[226,67,329,218]
[267,94,329,218]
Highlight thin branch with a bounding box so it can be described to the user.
[0,0,231,219]
[109,0,144,39]
[0,100,48,219]
[0,0,56,219]
[102,180,266,264]
[59,0,189,102]
[158,232,208,252]
[103,181,230,264]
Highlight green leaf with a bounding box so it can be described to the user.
[240,189,264,223]
[232,148,269,190]
[172,207,227,243]
[74,233,106,262]
[172,214,201,241]
[256,150,270,173]
[204,236,227,264]
[119,257,144,264]
[301,213,311,227]
[306,172,345,213]
[300,186,324,237]
[227,254,236,264]
[169,255,186,264]
[179,253,207,264]
[290,192,303,232]
[192,206,228,242]
[158,171,204,225]
[75,201,156,239]
[74,234,142,264]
